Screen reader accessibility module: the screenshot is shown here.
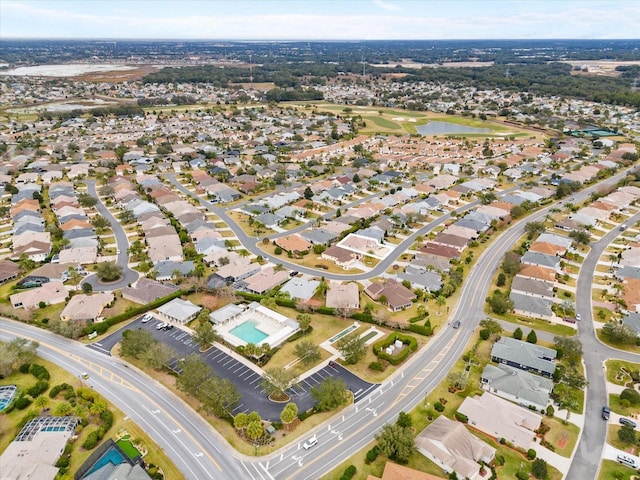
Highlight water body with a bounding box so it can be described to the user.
[416,121,492,135]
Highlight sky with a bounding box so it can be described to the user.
[1,0,638,40]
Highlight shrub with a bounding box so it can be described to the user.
[340,465,357,480]
[274,246,283,255]
[454,412,468,423]
[516,471,528,480]
[434,402,445,412]
[27,380,49,398]
[369,362,383,371]
[82,430,99,450]
[479,329,490,340]
[527,448,537,460]
[495,455,505,466]
[15,396,32,410]
[546,405,555,417]
[29,364,50,381]
[407,323,432,336]
[19,363,31,374]
[365,446,379,464]
[55,456,70,468]
[620,388,640,405]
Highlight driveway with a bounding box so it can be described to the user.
[88,316,378,422]
[81,180,138,292]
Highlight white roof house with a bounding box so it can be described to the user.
[156,298,202,325]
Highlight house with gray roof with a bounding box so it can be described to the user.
[521,251,561,271]
[255,212,284,229]
[279,276,320,303]
[456,217,490,233]
[536,233,573,249]
[510,292,555,320]
[615,266,640,281]
[154,260,194,281]
[491,336,556,378]
[398,265,443,292]
[300,229,337,246]
[511,275,554,299]
[481,363,554,412]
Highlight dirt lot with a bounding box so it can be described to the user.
[564,60,640,77]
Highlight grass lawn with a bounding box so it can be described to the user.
[101,298,139,319]
[597,330,640,354]
[605,359,640,386]
[227,210,276,237]
[609,393,640,417]
[116,437,142,459]
[598,459,637,480]
[494,312,577,337]
[607,424,640,453]
[542,417,580,457]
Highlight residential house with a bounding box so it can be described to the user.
[326,281,360,310]
[458,394,542,450]
[279,277,320,303]
[481,363,553,412]
[510,292,555,320]
[121,277,180,305]
[321,245,358,270]
[490,336,557,378]
[398,265,443,292]
[154,260,195,282]
[60,292,114,323]
[242,268,290,294]
[366,462,446,480]
[10,281,67,309]
[275,234,311,254]
[415,415,495,480]
[0,260,20,284]
[365,279,416,312]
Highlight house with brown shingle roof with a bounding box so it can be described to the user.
[365,278,416,312]
[518,264,556,283]
[529,241,566,256]
[321,245,358,270]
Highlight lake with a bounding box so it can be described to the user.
[416,121,492,135]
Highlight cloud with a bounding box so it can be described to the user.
[372,0,403,13]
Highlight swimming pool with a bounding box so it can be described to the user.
[230,320,269,344]
[86,445,126,475]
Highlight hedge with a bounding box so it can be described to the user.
[85,288,191,336]
[30,364,50,381]
[27,380,49,398]
[407,324,432,336]
[372,333,418,365]
[454,412,468,423]
[340,465,357,480]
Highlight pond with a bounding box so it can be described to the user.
[416,121,492,135]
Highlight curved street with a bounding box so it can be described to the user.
[81,180,139,291]
[1,168,635,479]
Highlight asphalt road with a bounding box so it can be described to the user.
[2,168,636,479]
[81,180,139,291]
[567,210,640,480]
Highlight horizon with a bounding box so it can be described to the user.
[1,0,639,40]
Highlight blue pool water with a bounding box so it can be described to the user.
[230,320,268,344]
[86,446,126,475]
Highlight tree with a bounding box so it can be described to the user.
[553,336,583,363]
[78,192,98,208]
[96,261,122,281]
[198,376,240,417]
[120,330,156,359]
[569,229,590,246]
[245,419,264,444]
[67,268,81,290]
[280,402,298,425]
[435,295,446,315]
[531,458,548,479]
[234,412,249,430]
[375,424,416,464]
[0,338,39,376]
[194,321,217,350]
[336,333,367,365]
[261,368,298,401]
[396,411,412,429]
[501,252,521,275]
[526,329,538,344]
[488,290,513,314]
[294,341,321,365]
[140,342,176,370]
[296,313,311,332]
[602,322,638,345]
[304,186,313,200]
[311,377,349,411]
[81,282,93,293]
[510,205,526,219]
[18,253,35,273]
[447,371,469,391]
[479,318,503,337]
[618,424,637,444]
[525,221,546,240]
[496,272,506,286]
[177,354,212,395]
[513,327,523,340]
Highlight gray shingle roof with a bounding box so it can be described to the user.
[491,336,556,376]
[510,292,554,318]
[481,364,553,409]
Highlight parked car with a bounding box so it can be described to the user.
[617,453,636,467]
[576,314,581,321]
[290,271,299,277]
[156,322,166,330]
[602,406,610,420]
[141,314,152,323]
[303,436,317,449]
[620,417,637,428]
[164,324,174,330]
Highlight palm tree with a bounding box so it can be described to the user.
[435,295,446,315]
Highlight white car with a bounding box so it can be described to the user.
[156,322,166,330]
[116,249,121,254]
[576,314,581,321]
[141,314,152,323]
[303,436,317,449]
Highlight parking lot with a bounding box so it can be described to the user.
[88,317,379,421]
